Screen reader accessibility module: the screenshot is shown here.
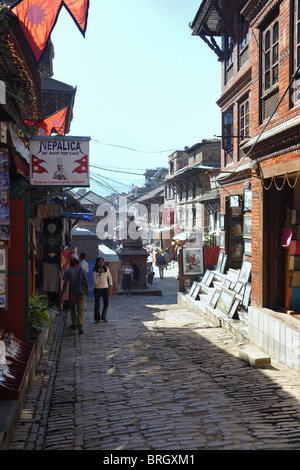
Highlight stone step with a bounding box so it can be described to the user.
[239,345,271,368]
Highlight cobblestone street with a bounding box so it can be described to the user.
[9,266,300,452]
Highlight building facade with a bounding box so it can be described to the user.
[191,0,300,370]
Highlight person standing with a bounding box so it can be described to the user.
[80,252,89,273]
[93,257,113,323]
[62,253,89,334]
[147,262,154,285]
[156,253,166,279]
[122,259,133,295]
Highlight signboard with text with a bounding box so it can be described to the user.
[29,136,90,187]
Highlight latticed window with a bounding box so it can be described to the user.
[240,99,249,141]
[292,0,300,105]
[263,20,279,92]
[261,18,279,121]
[225,34,234,83]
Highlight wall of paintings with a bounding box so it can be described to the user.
[0,153,9,310]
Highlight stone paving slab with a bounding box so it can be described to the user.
[8,266,300,451]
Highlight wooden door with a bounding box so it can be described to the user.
[264,181,293,309]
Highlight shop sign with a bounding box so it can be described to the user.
[29,136,90,187]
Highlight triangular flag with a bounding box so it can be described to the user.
[73,155,88,174]
[31,154,48,173]
[11,0,89,62]
[36,106,68,135]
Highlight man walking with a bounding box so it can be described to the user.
[156,253,166,279]
[62,253,89,334]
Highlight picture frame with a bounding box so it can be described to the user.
[201,269,210,285]
[209,289,221,309]
[223,279,231,289]
[233,280,244,294]
[183,247,204,276]
[238,260,252,283]
[220,253,227,274]
[0,248,6,270]
[230,221,243,238]
[220,214,225,230]
[230,240,244,261]
[191,283,202,300]
[228,298,240,319]
[230,195,239,207]
[188,281,198,297]
[216,252,224,271]
[244,239,252,256]
[242,282,252,309]
[205,270,215,287]
[244,188,252,212]
[216,288,236,315]
[219,231,225,249]
[243,215,252,239]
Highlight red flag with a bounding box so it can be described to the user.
[73,155,88,174]
[31,154,48,173]
[36,107,68,135]
[11,0,89,62]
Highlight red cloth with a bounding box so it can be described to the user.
[204,247,220,266]
[12,0,89,62]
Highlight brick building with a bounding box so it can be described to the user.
[191,0,300,371]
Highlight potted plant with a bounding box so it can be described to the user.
[28,295,51,339]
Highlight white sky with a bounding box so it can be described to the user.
[50,0,221,195]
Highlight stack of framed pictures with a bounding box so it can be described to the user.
[200,269,215,287]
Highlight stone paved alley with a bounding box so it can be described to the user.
[8,265,300,451]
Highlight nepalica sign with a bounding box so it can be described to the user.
[29,136,90,187]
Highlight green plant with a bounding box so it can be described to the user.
[28,295,51,335]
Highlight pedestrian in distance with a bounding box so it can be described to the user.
[62,253,90,334]
[122,259,133,295]
[80,252,89,273]
[93,257,113,323]
[147,262,154,285]
[156,253,166,279]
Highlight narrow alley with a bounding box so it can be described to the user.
[9,265,300,453]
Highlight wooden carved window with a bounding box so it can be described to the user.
[261,18,279,121]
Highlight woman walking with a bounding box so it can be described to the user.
[93,257,113,323]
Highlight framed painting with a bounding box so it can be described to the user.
[0,248,6,271]
[233,280,244,294]
[210,289,221,309]
[216,252,224,271]
[220,253,227,274]
[191,283,202,300]
[230,240,243,262]
[230,195,239,207]
[239,260,252,283]
[216,288,236,315]
[228,298,240,319]
[188,281,198,297]
[204,270,215,287]
[219,231,225,249]
[244,188,252,212]
[183,247,204,276]
[230,221,243,238]
[244,239,252,256]
[242,282,252,309]
[201,269,210,285]
[220,214,225,230]
[243,215,252,239]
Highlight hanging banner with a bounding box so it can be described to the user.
[29,136,90,187]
